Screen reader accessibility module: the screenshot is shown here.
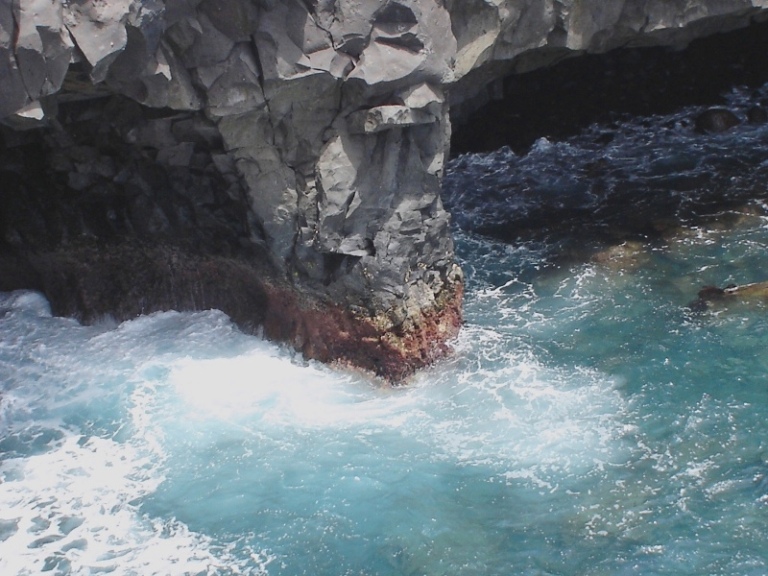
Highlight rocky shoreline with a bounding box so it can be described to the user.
[3,1,768,380]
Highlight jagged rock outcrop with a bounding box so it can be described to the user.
[2,0,768,380]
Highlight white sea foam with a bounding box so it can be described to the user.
[0,432,273,575]
[164,339,628,488]
[0,290,52,317]
[0,295,278,575]
[167,353,380,427]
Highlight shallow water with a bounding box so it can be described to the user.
[3,88,768,575]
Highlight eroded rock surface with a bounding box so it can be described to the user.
[2,0,768,380]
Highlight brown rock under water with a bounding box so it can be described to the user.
[261,277,463,383]
[0,240,462,383]
[688,281,768,312]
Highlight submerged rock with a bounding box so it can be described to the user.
[591,241,649,271]
[694,108,741,133]
[688,282,768,311]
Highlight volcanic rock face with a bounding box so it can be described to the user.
[2,0,768,380]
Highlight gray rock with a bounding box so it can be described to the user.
[347,105,437,134]
[63,0,133,83]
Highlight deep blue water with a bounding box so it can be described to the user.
[3,86,768,575]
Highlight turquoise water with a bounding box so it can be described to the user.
[3,92,768,574]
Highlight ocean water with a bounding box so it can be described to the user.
[3,87,768,575]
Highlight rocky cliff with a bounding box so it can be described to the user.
[2,0,767,380]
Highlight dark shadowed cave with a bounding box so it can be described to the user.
[0,95,273,327]
[451,18,768,155]
[443,18,768,262]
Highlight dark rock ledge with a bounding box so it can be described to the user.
[2,1,768,381]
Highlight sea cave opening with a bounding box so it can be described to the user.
[443,17,768,271]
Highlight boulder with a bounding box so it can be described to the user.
[694,107,740,133]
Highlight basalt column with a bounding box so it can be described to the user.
[226,0,464,379]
